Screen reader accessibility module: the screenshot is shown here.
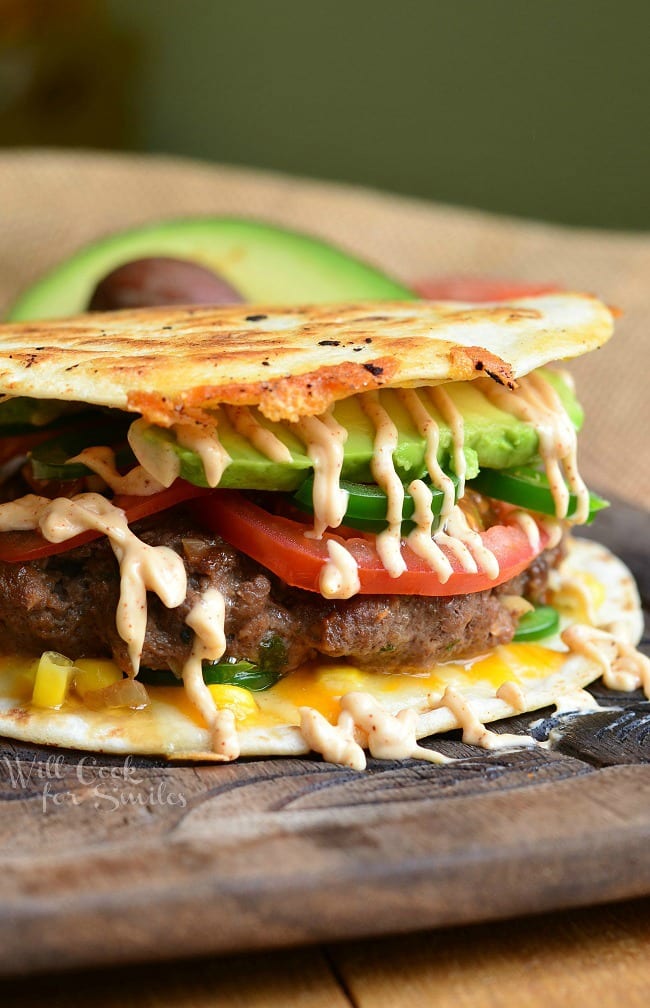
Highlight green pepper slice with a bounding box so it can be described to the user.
[138,659,280,692]
[470,466,608,523]
[512,605,560,642]
[30,425,135,480]
[293,473,459,533]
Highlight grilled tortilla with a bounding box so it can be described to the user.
[0,294,612,423]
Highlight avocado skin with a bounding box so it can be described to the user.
[139,369,582,490]
[7,217,413,321]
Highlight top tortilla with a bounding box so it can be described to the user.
[0,294,613,423]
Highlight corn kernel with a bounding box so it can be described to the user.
[73,659,123,699]
[208,683,258,722]
[31,652,74,709]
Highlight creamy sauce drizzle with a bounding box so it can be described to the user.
[539,517,564,550]
[496,680,526,711]
[299,707,366,770]
[434,686,537,749]
[224,406,293,463]
[360,391,406,577]
[292,411,348,538]
[0,493,186,673]
[405,479,454,582]
[70,447,165,496]
[396,389,456,516]
[300,691,450,768]
[319,539,361,599]
[441,506,500,579]
[182,587,238,758]
[480,372,589,523]
[176,423,231,488]
[508,508,542,551]
[428,387,467,500]
[562,625,650,697]
[342,691,450,763]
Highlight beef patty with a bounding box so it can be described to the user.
[0,507,563,675]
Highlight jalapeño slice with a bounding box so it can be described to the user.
[470,466,608,523]
[30,424,136,480]
[512,605,560,642]
[293,473,459,533]
[138,659,279,692]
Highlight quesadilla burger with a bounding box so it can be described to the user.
[0,295,646,768]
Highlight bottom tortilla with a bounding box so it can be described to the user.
[0,538,643,761]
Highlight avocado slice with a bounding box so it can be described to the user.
[7,217,413,321]
[129,369,583,490]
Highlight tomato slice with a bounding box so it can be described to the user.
[0,480,212,562]
[413,277,561,302]
[191,491,548,596]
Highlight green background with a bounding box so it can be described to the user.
[107,0,648,229]
[4,0,649,229]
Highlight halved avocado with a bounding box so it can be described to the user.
[7,217,413,321]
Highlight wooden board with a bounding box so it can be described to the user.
[0,500,648,978]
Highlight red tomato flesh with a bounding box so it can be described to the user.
[191,491,548,596]
[413,277,561,302]
[0,480,212,562]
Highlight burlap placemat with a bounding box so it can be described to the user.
[0,149,648,506]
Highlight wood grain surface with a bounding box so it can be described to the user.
[0,507,648,978]
[2,898,650,1007]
